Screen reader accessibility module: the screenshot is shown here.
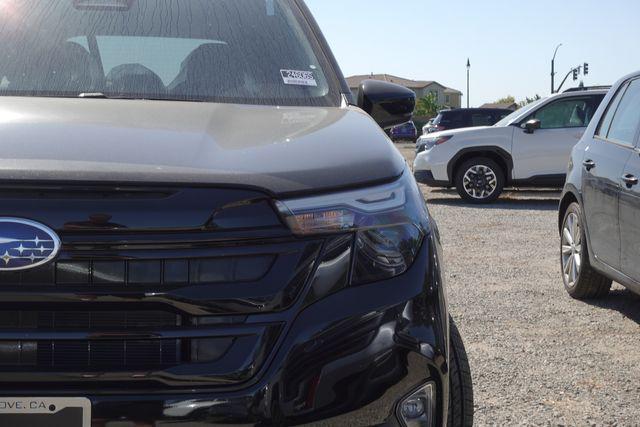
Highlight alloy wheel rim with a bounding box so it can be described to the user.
[462,165,497,199]
[561,212,582,287]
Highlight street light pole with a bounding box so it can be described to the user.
[466,58,470,108]
[551,43,562,94]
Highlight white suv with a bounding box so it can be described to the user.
[413,88,608,202]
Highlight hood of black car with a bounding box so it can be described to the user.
[0,97,405,196]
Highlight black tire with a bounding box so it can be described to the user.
[454,157,504,203]
[560,202,612,299]
[448,318,473,427]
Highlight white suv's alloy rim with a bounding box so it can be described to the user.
[462,165,497,199]
[562,212,582,287]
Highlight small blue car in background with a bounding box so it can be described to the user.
[389,121,418,142]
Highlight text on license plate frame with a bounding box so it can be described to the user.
[0,397,91,427]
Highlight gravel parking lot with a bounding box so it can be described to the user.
[399,143,640,426]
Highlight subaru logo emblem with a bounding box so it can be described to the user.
[0,218,61,271]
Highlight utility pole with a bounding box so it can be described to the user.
[466,58,471,108]
[551,43,562,94]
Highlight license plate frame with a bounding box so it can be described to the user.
[0,397,91,427]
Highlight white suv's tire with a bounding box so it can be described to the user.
[454,157,504,203]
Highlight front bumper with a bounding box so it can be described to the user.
[20,235,449,426]
[413,170,451,188]
[413,150,450,187]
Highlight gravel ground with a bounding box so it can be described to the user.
[398,143,640,426]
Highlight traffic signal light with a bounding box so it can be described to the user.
[584,63,589,75]
[572,68,579,81]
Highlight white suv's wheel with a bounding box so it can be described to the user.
[454,157,504,203]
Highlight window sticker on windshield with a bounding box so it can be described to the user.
[280,70,317,87]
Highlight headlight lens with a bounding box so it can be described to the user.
[422,135,453,151]
[276,171,428,284]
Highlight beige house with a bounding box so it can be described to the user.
[346,74,463,108]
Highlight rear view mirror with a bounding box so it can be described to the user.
[522,119,541,134]
[357,80,416,130]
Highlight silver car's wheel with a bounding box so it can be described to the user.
[561,212,582,288]
[559,202,611,299]
[462,165,497,200]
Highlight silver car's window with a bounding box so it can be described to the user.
[602,79,640,146]
[0,0,341,106]
[596,83,628,139]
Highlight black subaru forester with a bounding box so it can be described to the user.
[0,1,472,426]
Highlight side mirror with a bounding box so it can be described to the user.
[357,80,416,130]
[522,119,541,134]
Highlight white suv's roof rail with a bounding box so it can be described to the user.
[563,85,611,93]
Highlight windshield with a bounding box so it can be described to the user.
[0,0,340,106]
[493,98,547,127]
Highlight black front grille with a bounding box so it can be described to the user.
[0,310,183,371]
[0,235,319,387]
[34,339,181,371]
[0,256,276,287]
[0,310,179,330]
[0,185,323,389]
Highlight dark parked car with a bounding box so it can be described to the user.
[559,70,640,300]
[0,1,473,426]
[390,121,418,141]
[423,108,513,134]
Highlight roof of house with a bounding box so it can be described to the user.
[480,102,518,110]
[346,74,462,95]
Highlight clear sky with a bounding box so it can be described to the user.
[305,0,640,107]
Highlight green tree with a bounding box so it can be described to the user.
[518,94,542,108]
[414,93,441,118]
[494,95,516,105]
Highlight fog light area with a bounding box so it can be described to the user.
[397,382,435,426]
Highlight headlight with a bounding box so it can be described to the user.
[421,135,453,151]
[275,171,428,285]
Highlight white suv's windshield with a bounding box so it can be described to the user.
[0,0,340,106]
[493,98,547,127]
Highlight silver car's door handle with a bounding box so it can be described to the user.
[583,159,596,171]
[622,174,639,188]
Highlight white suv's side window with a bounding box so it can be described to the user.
[528,98,591,129]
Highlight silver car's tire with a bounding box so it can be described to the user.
[561,202,611,299]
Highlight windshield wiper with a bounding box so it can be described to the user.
[77,92,204,102]
[78,92,141,99]
[78,92,110,98]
